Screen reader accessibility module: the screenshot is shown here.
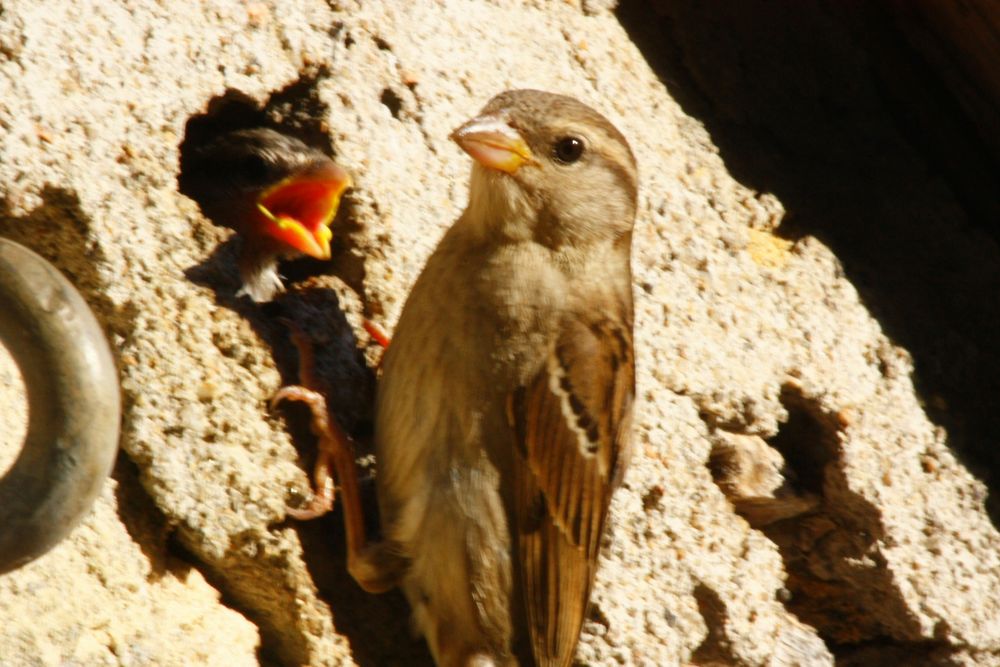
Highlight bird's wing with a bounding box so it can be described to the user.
[507,313,634,667]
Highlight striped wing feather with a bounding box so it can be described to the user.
[509,316,633,667]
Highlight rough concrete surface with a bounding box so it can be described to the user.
[0,345,25,477]
[1,0,999,665]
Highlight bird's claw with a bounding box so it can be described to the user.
[271,384,317,412]
[273,317,373,572]
[286,479,335,520]
[271,384,341,520]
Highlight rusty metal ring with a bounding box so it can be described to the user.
[0,238,120,574]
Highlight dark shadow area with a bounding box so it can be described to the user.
[0,188,118,312]
[758,387,935,656]
[177,67,338,161]
[767,386,839,498]
[690,583,740,666]
[163,528,314,667]
[269,284,377,437]
[617,1,1000,527]
[257,287,429,665]
[180,235,300,386]
[295,481,435,667]
[834,639,966,667]
[834,641,972,667]
[113,452,181,580]
[182,258,399,663]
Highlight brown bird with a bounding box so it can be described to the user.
[182,128,351,301]
[276,90,637,666]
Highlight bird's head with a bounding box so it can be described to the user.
[187,128,351,260]
[254,157,349,260]
[451,90,637,248]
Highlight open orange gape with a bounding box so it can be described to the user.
[256,161,351,259]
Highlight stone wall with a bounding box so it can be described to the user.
[1,1,997,665]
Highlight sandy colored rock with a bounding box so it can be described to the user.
[1,0,998,665]
[0,380,259,667]
[0,344,26,476]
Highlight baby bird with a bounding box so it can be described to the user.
[181,128,351,301]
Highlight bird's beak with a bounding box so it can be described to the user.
[450,114,534,174]
[256,161,352,260]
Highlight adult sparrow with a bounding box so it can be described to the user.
[181,128,351,301]
[277,90,637,667]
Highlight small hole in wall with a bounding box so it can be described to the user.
[744,386,926,651]
[265,67,336,153]
[176,89,271,202]
[176,69,361,298]
[766,384,840,496]
[177,67,336,188]
[380,88,403,120]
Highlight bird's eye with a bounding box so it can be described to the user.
[241,153,271,181]
[552,136,585,164]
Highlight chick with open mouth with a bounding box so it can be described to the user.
[182,127,351,302]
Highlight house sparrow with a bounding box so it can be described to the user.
[181,128,351,301]
[276,90,637,667]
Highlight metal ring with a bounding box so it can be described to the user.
[0,238,120,574]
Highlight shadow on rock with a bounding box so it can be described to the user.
[297,486,435,667]
[617,0,1000,526]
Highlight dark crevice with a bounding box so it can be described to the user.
[832,638,967,667]
[380,86,404,119]
[294,481,434,667]
[163,528,315,667]
[706,424,820,528]
[689,583,741,666]
[112,453,180,581]
[698,379,943,661]
[767,386,840,498]
[756,387,926,658]
[265,66,338,154]
[173,274,383,664]
[617,0,1000,537]
[177,68,338,158]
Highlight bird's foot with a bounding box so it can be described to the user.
[362,318,390,370]
[362,318,391,349]
[271,385,344,519]
[274,317,383,590]
[273,318,359,520]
